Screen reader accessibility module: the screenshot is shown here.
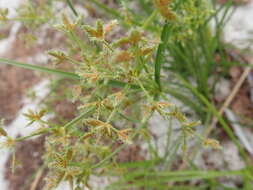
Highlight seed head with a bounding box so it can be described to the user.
[153,0,176,20]
[203,138,222,150]
[118,129,132,144]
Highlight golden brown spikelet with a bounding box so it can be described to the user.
[0,127,7,137]
[158,0,171,6]
[203,138,222,149]
[154,0,176,20]
[83,70,99,82]
[138,47,154,56]
[85,119,104,127]
[114,51,133,63]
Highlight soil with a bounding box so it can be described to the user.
[227,50,253,119]
[0,24,66,125]
[5,136,46,190]
[230,67,253,118]
[0,65,39,125]
[3,85,79,190]
[114,144,145,163]
[0,25,11,40]
[1,17,67,190]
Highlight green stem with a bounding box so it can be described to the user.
[142,10,158,30]
[0,58,80,80]
[64,107,96,129]
[66,0,78,17]
[16,107,96,142]
[177,76,251,166]
[0,58,140,90]
[91,111,154,170]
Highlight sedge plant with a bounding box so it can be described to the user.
[1,0,252,189]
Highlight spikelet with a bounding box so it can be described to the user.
[182,121,201,128]
[0,127,7,137]
[0,8,8,22]
[114,30,143,47]
[118,129,132,144]
[72,85,82,102]
[83,20,104,40]
[156,102,173,108]
[66,149,74,161]
[203,138,222,150]
[43,172,65,190]
[83,70,99,82]
[114,91,124,103]
[153,0,176,20]
[114,51,133,63]
[1,137,15,149]
[82,132,94,141]
[62,13,75,31]
[85,118,104,127]
[23,109,46,125]
[0,119,7,137]
[84,119,114,136]
[50,153,68,169]
[83,25,98,38]
[48,51,67,65]
[137,46,155,56]
[96,20,104,39]
[166,108,187,123]
[105,20,118,33]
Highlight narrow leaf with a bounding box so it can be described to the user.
[154,22,170,91]
[0,58,80,80]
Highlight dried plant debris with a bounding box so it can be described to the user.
[229,66,253,118]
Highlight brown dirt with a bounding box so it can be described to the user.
[0,24,67,125]
[113,143,145,163]
[214,49,253,120]
[101,0,118,7]
[1,18,67,190]
[5,136,46,190]
[0,65,39,125]
[7,27,66,59]
[3,79,80,190]
[229,66,253,118]
[0,12,69,125]
[3,90,79,190]
[0,25,11,40]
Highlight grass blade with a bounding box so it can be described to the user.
[154,22,170,91]
[66,0,78,16]
[0,58,141,90]
[176,75,251,165]
[0,58,80,80]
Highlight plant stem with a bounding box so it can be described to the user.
[176,76,251,166]
[16,107,96,142]
[142,10,158,30]
[0,58,140,90]
[66,0,78,17]
[0,58,80,80]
